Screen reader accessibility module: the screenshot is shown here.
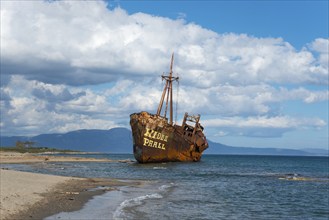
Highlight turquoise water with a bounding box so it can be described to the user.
[2,155,329,219]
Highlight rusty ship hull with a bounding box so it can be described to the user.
[130,112,208,163]
[130,54,209,163]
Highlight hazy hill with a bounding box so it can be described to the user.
[206,141,328,156]
[1,128,327,156]
[0,128,132,153]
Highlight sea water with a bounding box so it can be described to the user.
[2,154,329,219]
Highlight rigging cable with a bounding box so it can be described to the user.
[175,73,179,125]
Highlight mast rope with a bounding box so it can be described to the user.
[175,74,179,125]
[164,78,170,119]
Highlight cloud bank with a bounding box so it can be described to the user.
[1,1,328,148]
[1,1,328,87]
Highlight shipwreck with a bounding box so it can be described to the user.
[130,54,208,163]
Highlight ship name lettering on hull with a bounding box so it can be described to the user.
[143,129,168,150]
[143,138,166,150]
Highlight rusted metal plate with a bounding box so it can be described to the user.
[130,54,209,163]
[130,112,208,163]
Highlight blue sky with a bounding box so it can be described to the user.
[1,0,328,150]
[116,0,328,49]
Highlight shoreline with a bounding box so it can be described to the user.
[1,169,142,220]
[0,152,140,220]
[0,151,116,164]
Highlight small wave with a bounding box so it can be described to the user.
[153,166,167,170]
[113,193,162,219]
[159,183,174,191]
[273,173,329,182]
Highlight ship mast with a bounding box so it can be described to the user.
[156,53,179,125]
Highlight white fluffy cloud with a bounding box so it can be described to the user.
[1,1,328,86]
[0,1,328,145]
[203,116,326,138]
[1,75,326,137]
[1,76,120,135]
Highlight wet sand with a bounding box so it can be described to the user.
[0,152,139,220]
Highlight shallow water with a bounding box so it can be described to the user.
[3,155,329,219]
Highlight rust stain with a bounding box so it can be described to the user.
[130,54,209,163]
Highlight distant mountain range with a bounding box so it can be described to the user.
[1,128,328,156]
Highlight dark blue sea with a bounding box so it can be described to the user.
[2,154,329,219]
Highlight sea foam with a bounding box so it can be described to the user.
[113,193,163,219]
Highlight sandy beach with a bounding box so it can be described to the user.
[1,169,73,219]
[0,152,139,220]
[0,151,115,163]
